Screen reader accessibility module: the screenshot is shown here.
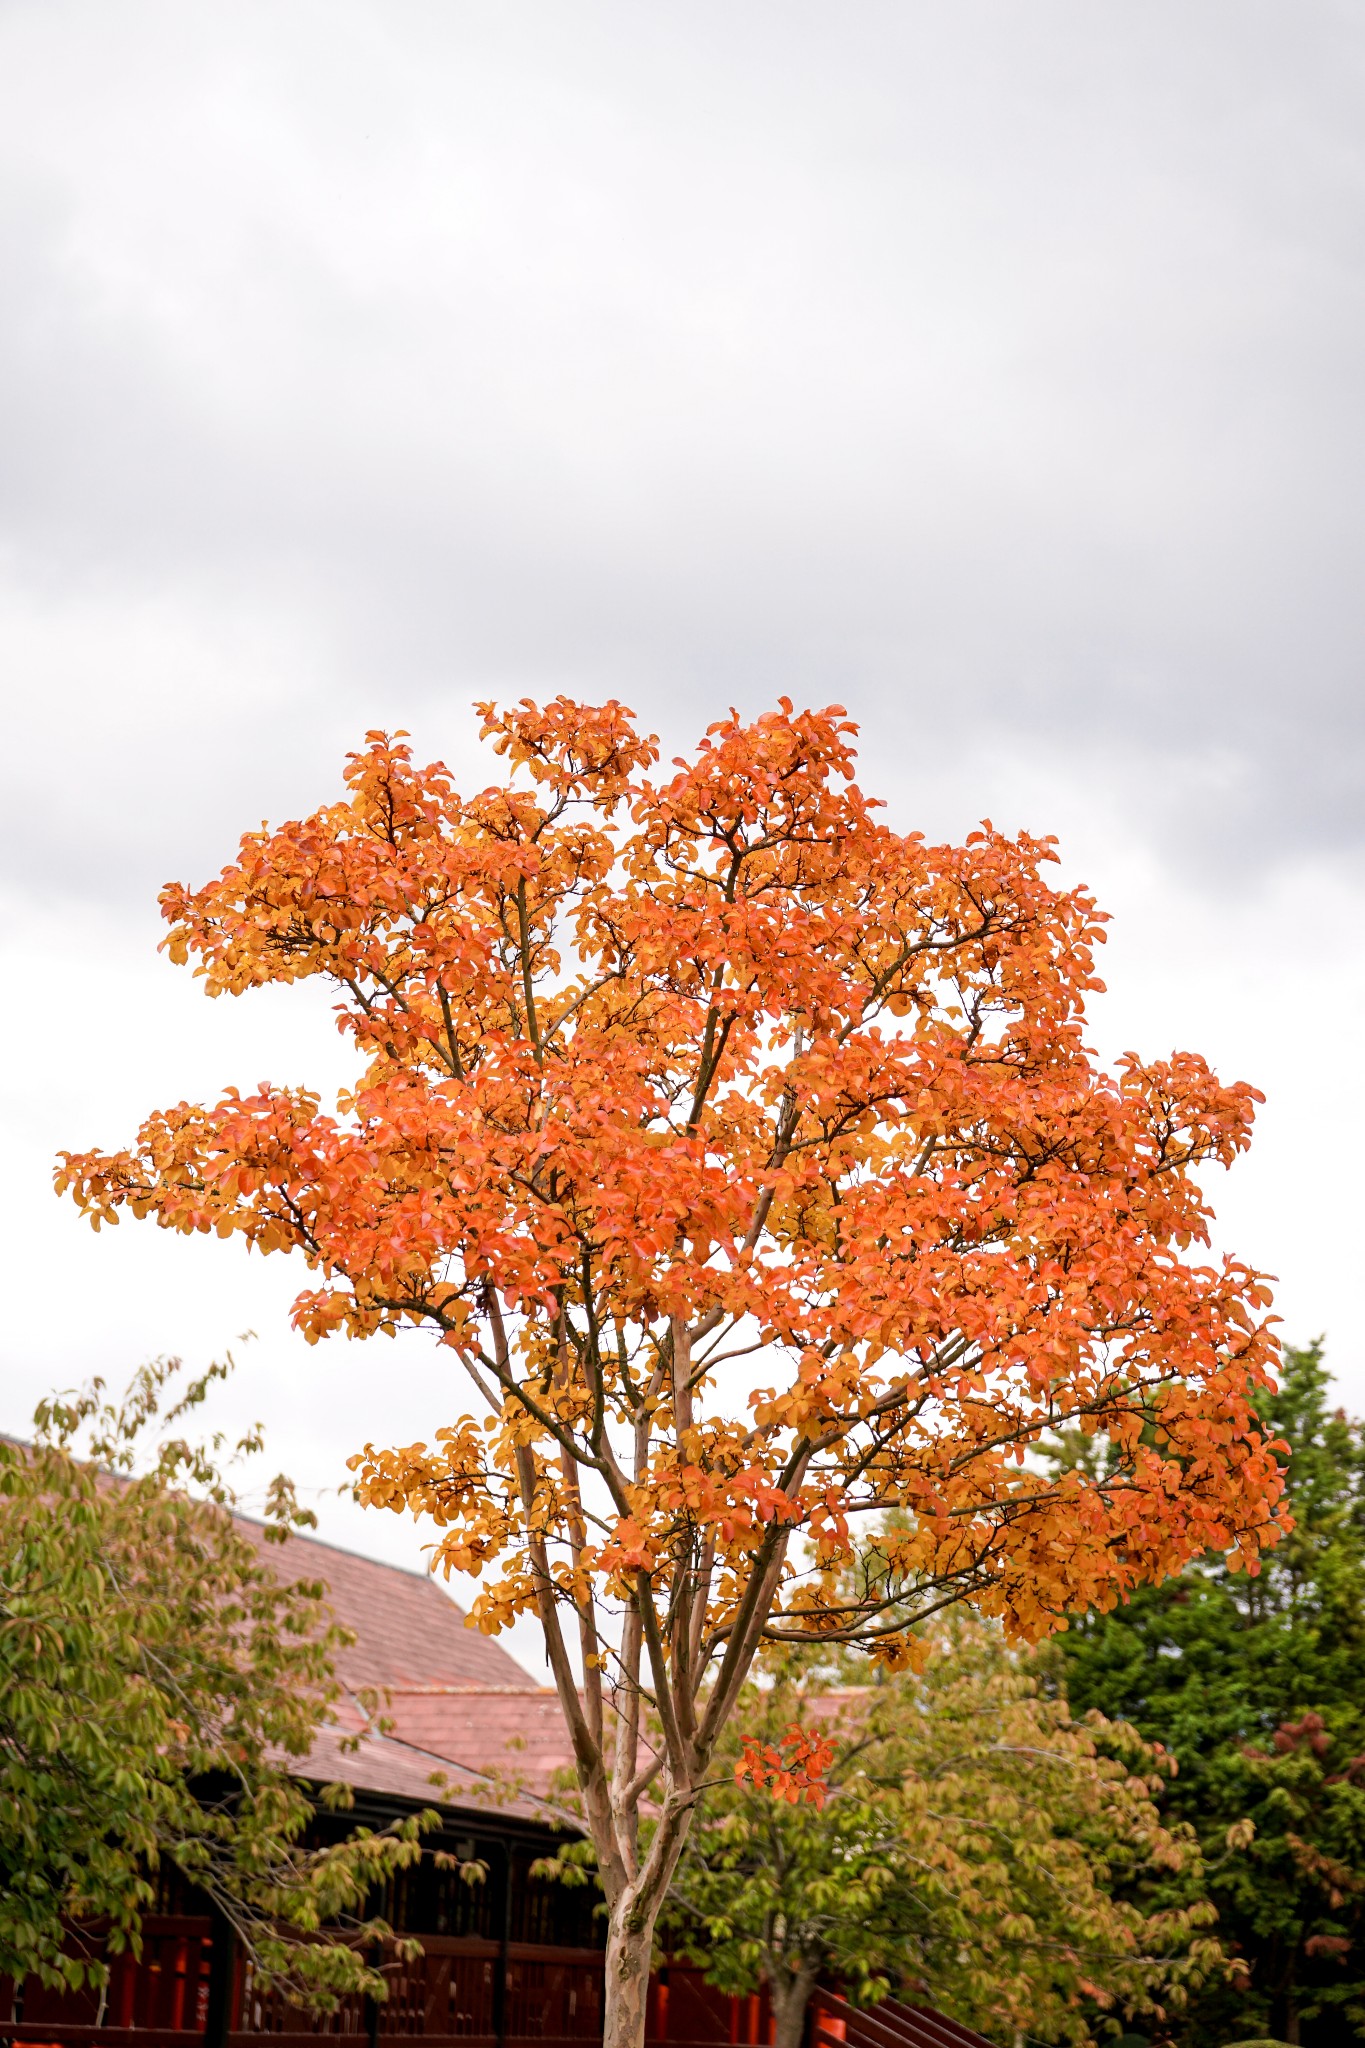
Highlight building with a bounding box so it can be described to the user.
[0,1524,989,2048]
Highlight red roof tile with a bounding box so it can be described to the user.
[237,1518,570,1819]
[301,1686,581,1823]
[304,1701,480,1809]
[385,1687,579,1808]
[237,1517,540,1694]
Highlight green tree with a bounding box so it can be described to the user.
[1056,1342,1365,2046]
[664,1619,1222,2048]
[0,1358,434,2007]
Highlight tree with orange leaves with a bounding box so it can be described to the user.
[58,698,1286,2048]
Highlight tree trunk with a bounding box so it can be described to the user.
[597,1779,704,2048]
[603,1912,657,2048]
[1271,1970,1299,2046]
[769,1962,817,2048]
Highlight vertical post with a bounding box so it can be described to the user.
[491,1839,513,2048]
[202,1907,236,2048]
[362,1934,383,2048]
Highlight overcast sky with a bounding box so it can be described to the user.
[2,1,1362,1671]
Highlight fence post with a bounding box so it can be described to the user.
[491,1841,513,2048]
[202,1907,236,2048]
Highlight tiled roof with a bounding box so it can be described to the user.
[237,1518,571,1821]
[304,1700,479,1809]
[307,1686,581,1824]
[384,1686,580,1812]
[236,1516,541,1693]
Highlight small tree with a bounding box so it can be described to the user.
[0,1359,430,2006]
[57,700,1286,2048]
[667,1621,1222,2048]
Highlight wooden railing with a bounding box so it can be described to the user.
[3,1944,989,2048]
[1,1936,735,2048]
[1,1919,215,2040]
[808,1990,994,2048]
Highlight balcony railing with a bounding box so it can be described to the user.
[1,1925,739,2048]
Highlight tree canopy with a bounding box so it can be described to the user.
[0,1360,430,2007]
[56,699,1286,2048]
[1058,1342,1365,2046]
[668,1619,1223,2048]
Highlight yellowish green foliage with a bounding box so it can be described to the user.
[0,1358,436,2008]
[668,1618,1225,2048]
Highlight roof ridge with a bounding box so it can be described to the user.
[2,1447,452,1594]
[233,1508,450,1587]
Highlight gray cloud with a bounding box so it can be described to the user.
[5,0,1365,1554]
[1,0,1364,904]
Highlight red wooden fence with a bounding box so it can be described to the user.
[0,1926,745,2048]
[3,1934,992,2048]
